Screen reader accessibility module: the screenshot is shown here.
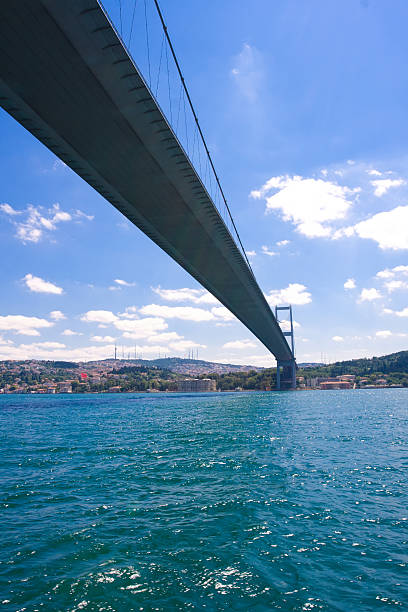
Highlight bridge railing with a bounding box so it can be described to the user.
[98,0,254,273]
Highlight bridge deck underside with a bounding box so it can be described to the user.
[0,0,293,362]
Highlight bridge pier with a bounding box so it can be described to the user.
[276,359,297,390]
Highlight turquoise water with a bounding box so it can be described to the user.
[0,390,407,611]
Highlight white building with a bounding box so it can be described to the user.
[177,378,216,392]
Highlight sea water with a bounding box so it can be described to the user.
[0,390,407,611]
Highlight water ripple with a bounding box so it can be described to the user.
[0,389,407,610]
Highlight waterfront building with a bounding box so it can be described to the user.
[320,381,352,390]
[306,377,319,388]
[177,378,217,392]
[58,382,72,393]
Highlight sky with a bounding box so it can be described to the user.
[1,0,408,367]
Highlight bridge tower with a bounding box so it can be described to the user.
[275,305,297,390]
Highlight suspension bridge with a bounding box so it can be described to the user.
[0,0,296,388]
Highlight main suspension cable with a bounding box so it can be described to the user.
[144,0,152,86]
[151,0,254,275]
[128,0,138,46]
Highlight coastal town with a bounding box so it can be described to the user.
[0,351,406,394]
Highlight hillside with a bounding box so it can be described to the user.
[0,358,265,394]
[299,350,408,377]
[1,351,407,394]
[87,357,264,375]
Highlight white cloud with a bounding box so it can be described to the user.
[246,250,256,257]
[0,203,21,215]
[91,335,115,343]
[62,329,82,336]
[220,353,276,368]
[375,265,408,292]
[376,330,392,338]
[168,340,206,352]
[50,310,66,321]
[251,175,357,238]
[0,341,116,362]
[376,265,408,281]
[377,269,394,280]
[17,329,41,337]
[231,43,263,102]
[344,278,356,290]
[211,306,236,321]
[384,280,408,292]
[368,169,382,176]
[383,307,408,317]
[332,336,344,342]
[116,317,168,337]
[75,209,94,221]
[118,306,139,319]
[391,265,408,273]
[358,288,382,302]
[336,206,408,250]
[371,179,404,197]
[152,287,218,305]
[129,344,168,356]
[1,203,93,244]
[114,279,135,287]
[266,283,312,306]
[19,204,71,242]
[279,319,300,331]
[41,159,67,173]
[147,332,183,343]
[23,274,63,295]
[27,341,66,349]
[0,335,13,345]
[81,310,118,324]
[140,304,215,322]
[276,240,290,247]
[53,211,71,223]
[0,337,215,362]
[222,339,257,350]
[261,245,277,257]
[139,302,236,324]
[0,314,53,336]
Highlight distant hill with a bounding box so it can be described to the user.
[298,350,408,376]
[2,350,407,381]
[88,357,264,375]
[297,362,325,368]
[1,351,407,393]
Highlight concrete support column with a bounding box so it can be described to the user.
[276,359,297,390]
[291,359,297,390]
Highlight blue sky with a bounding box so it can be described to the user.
[1,0,407,366]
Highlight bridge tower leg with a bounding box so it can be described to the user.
[290,359,297,390]
[275,305,297,390]
[275,359,297,390]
